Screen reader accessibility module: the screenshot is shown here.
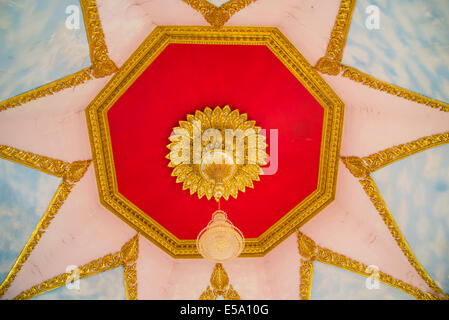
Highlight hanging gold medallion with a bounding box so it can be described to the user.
[166,106,268,201]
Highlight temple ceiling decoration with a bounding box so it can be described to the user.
[167,106,267,202]
[297,232,443,300]
[0,146,91,298]
[0,0,116,112]
[86,26,344,258]
[182,0,257,27]
[316,0,449,112]
[0,0,448,301]
[341,131,449,298]
[200,263,240,300]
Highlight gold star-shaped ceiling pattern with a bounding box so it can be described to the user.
[0,0,448,300]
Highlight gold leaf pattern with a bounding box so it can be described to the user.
[13,252,121,300]
[12,234,140,300]
[340,156,370,178]
[341,133,449,298]
[167,106,267,201]
[341,66,449,112]
[299,259,314,300]
[182,0,257,28]
[296,232,444,300]
[0,146,91,298]
[315,0,356,75]
[86,26,344,257]
[80,0,118,78]
[0,0,117,112]
[200,263,240,300]
[297,231,317,260]
[121,234,139,300]
[316,1,449,111]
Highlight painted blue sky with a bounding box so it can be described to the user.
[0,159,60,284]
[343,0,449,104]
[373,144,449,294]
[311,262,414,300]
[33,267,126,300]
[0,0,91,101]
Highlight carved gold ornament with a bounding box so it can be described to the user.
[86,26,344,258]
[0,145,91,298]
[13,233,140,300]
[341,132,449,299]
[0,0,117,112]
[200,263,240,300]
[315,0,356,76]
[316,0,449,112]
[296,231,443,300]
[167,106,267,202]
[182,0,257,28]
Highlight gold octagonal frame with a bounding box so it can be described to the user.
[86,26,344,258]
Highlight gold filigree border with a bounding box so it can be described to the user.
[340,66,449,112]
[341,132,449,298]
[182,0,257,28]
[315,0,356,76]
[200,263,240,300]
[0,146,91,298]
[315,0,449,112]
[12,233,139,300]
[297,231,443,300]
[299,259,314,300]
[0,0,117,112]
[85,26,344,258]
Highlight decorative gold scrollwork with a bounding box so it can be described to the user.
[12,234,140,300]
[296,231,444,300]
[200,263,240,300]
[120,234,139,300]
[182,0,257,28]
[0,146,91,298]
[0,0,117,112]
[341,133,449,298]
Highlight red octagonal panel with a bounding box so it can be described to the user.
[108,43,324,239]
[86,27,344,258]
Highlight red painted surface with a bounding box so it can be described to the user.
[108,44,324,239]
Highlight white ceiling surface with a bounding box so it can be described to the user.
[0,0,448,299]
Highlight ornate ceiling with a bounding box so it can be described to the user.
[0,0,448,300]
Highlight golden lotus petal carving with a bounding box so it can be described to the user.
[167,106,268,201]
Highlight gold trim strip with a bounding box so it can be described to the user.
[12,233,139,300]
[85,26,344,258]
[13,252,121,300]
[182,0,257,28]
[0,180,74,298]
[0,68,92,112]
[341,133,449,298]
[80,0,118,78]
[341,66,449,112]
[358,176,448,298]
[297,231,443,300]
[0,0,117,112]
[0,147,91,298]
[299,259,314,300]
[346,132,449,173]
[120,234,139,300]
[315,0,356,75]
[0,145,92,183]
[316,0,449,111]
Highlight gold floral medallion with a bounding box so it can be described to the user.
[167,106,268,201]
